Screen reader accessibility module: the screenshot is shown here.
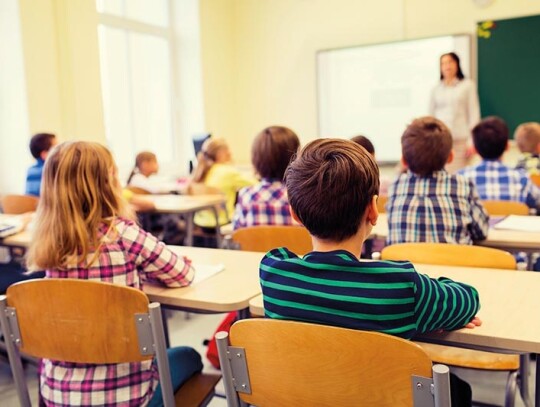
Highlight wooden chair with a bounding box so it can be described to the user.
[216,319,451,407]
[376,195,388,213]
[1,195,39,214]
[0,279,220,407]
[126,185,152,195]
[381,243,529,407]
[531,174,540,188]
[231,225,312,254]
[481,200,530,216]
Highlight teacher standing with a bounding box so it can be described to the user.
[429,52,480,173]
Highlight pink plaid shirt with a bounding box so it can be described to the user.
[40,217,194,406]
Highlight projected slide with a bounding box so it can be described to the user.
[317,35,471,163]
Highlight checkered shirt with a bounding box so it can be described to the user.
[41,217,194,406]
[458,160,540,209]
[386,170,489,245]
[232,179,295,229]
[516,153,540,176]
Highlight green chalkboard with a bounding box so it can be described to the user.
[477,14,540,138]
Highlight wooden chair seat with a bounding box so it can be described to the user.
[416,343,519,371]
[174,373,221,407]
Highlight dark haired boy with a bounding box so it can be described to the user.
[386,117,488,245]
[458,117,540,210]
[514,122,540,176]
[260,138,479,405]
[25,132,57,197]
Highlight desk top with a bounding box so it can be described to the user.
[373,214,540,251]
[143,194,225,214]
[249,262,540,354]
[144,247,263,313]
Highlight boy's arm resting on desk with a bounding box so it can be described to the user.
[467,181,490,241]
[414,272,480,334]
[120,220,194,287]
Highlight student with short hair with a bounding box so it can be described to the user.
[25,132,57,196]
[233,126,300,229]
[386,117,489,245]
[514,122,540,176]
[459,116,540,210]
[260,138,479,406]
[27,141,202,406]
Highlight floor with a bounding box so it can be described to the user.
[0,311,535,407]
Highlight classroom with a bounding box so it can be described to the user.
[1,0,540,406]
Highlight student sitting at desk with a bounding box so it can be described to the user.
[191,137,256,228]
[126,151,160,193]
[25,132,57,197]
[26,141,202,407]
[233,126,300,229]
[514,122,540,176]
[260,138,480,406]
[458,116,540,211]
[386,117,489,245]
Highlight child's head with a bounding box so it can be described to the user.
[252,126,300,180]
[472,116,509,160]
[192,138,231,182]
[350,135,375,157]
[285,139,379,242]
[401,117,453,176]
[27,141,132,270]
[135,151,159,176]
[514,122,540,154]
[29,133,57,160]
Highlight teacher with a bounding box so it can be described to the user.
[429,52,480,173]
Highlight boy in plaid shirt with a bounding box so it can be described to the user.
[386,117,489,245]
[459,117,540,211]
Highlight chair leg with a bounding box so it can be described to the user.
[518,354,532,407]
[504,370,518,407]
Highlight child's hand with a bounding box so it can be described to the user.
[464,316,482,329]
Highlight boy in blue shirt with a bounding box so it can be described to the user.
[25,132,56,197]
[260,138,480,406]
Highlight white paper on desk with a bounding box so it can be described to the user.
[191,263,225,285]
[493,215,540,232]
[0,217,25,238]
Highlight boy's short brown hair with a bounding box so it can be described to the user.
[252,126,300,180]
[514,122,540,154]
[350,135,375,156]
[472,116,509,160]
[285,138,379,242]
[401,117,452,177]
[29,133,56,159]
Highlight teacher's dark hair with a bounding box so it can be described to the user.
[440,52,465,80]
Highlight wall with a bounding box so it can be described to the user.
[200,0,540,164]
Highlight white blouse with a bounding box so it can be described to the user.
[429,78,480,141]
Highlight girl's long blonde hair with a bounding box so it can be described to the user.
[191,138,229,182]
[26,141,134,271]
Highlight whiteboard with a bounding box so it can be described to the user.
[317,35,471,163]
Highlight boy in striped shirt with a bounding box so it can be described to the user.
[260,139,480,405]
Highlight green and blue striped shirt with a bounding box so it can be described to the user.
[260,248,480,339]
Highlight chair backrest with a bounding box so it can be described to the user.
[0,279,175,407]
[126,185,152,195]
[1,195,39,214]
[377,195,388,213]
[531,174,540,188]
[381,243,516,270]
[481,200,530,216]
[231,225,312,254]
[216,319,451,407]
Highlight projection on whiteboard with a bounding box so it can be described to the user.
[317,35,470,163]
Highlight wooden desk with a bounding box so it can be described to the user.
[141,194,226,246]
[144,247,263,318]
[249,263,540,406]
[372,214,540,253]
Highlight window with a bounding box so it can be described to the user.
[96,0,176,169]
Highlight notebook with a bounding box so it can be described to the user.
[0,217,25,238]
[492,215,540,232]
[191,263,225,285]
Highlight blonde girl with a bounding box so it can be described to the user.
[27,141,202,407]
[127,151,159,192]
[191,137,256,228]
